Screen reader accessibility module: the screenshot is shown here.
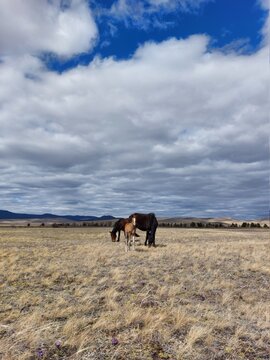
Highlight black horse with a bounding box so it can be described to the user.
[110,218,139,242]
[128,213,158,247]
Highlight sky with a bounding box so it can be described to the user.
[0,0,269,219]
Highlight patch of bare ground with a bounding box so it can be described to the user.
[0,227,269,359]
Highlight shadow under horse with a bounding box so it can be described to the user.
[110,218,140,242]
[128,213,158,247]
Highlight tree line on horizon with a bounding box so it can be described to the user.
[27,221,269,229]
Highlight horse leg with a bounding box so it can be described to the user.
[147,214,157,247]
[117,230,120,242]
[149,220,157,247]
[125,234,128,252]
[151,228,156,247]
[126,233,130,251]
[145,231,149,246]
[147,231,153,247]
[132,234,135,251]
[128,234,131,251]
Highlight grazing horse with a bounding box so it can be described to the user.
[128,213,158,247]
[110,218,139,242]
[110,218,129,242]
[124,216,136,252]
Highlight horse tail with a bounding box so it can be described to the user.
[149,213,158,246]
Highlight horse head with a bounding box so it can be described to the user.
[110,231,117,242]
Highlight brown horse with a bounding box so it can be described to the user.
[124,216,136,252]
[110,218,139,242]
[128,213,158,247]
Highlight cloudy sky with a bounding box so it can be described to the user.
[0,0,269,219]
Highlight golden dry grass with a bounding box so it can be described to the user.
[0,227,269,360]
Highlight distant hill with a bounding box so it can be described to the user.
[0,210,115,222]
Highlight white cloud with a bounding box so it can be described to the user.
[101,0,212,29]
[0,0,98,57]
[147,0,212,11]
[0,33,268,217]
[259,0,270,10]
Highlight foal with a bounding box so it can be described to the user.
[124,216,136,252]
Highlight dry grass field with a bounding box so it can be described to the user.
[0,227,269,360]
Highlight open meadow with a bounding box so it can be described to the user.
[0,227,269,360]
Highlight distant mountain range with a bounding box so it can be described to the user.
[0,210,115,222]
[0,210,268,225]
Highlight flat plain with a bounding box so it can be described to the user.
[0,227,269,360]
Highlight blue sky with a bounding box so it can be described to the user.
[47,0,266,71]
[0,0,269,219]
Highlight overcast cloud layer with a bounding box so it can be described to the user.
[0,0,269,218]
